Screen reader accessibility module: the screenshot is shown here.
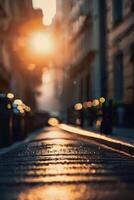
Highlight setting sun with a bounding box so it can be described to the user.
[28,31,55,55]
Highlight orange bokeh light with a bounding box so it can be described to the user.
[48,117,59,127]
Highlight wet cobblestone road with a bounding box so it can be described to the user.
[0,127,134,200]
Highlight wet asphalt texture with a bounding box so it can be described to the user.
[0,127,134,200]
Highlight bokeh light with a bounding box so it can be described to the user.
[14,99,23,106]
[48,117,59,126]
[7,93,14,99]
[92,99,99,107]
[74,103,83,111]
[87,101,92,108]
[99,97,106,104]
[83,102,88,109]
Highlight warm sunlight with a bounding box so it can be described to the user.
[28,31,55,55]
[33,0,56,25]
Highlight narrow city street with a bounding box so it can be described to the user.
[0,0,134,199]
[0,126,134,200]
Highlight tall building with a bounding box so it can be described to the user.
[55,0,107,122]
[91,0,107,98]
[106,0,134,103]
[105,0,134,127]
[0,0,44,109]
[55,0,134,127]
[0,0,11,92]
[8,0,38,104]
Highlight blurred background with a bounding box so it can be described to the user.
[0,0,134,147]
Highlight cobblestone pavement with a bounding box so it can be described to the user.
[0,127,134,200]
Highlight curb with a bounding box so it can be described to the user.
[58,124,134,157]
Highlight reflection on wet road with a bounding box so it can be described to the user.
[0,127,134,200]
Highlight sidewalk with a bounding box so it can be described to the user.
[112,127,134,144]
[84,125,134,145]
[59,124,134,157]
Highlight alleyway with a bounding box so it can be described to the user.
[0,127,134,200]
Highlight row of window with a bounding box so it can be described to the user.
[112,0,134,27]
[113,52,124,100]
[113,44,134,100]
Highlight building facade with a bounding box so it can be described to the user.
[106,0,134,104]
[8,0,38,106]
[55,0,134,127]
[91,0,107,98]
[55,0,107,123]
[0,0,11,92]
[55,0,95,118]
[0,0,44,109]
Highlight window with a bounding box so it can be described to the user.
[130,44,134,99]
[113,52,124,100]
[0,4,6,17]
[131,0,134,12]
[112,0,123,26]
[130,43,134,63]
[86,74,91,100]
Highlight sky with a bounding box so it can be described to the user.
[32,0,56,25]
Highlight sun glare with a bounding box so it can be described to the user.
[28,31,55,55]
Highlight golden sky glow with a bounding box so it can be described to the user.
[32,0,56,25]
